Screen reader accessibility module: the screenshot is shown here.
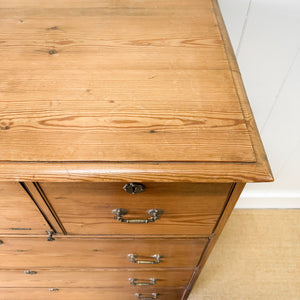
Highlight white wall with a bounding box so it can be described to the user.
[218,0,300,208]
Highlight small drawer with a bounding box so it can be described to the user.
[0,182,50,234]
[0,288,185,300]
[38,182,232,236]
[0,269,193,288]
[0,237,207,269]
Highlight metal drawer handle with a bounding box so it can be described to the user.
[112,208,163,224]
[135,293,158,299]
[128,254,162,264]
[129,278,156,286]
[24,270,37,275]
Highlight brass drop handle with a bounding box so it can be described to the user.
[112,208,163,224]
[128,254,162,264]
[129,278,156,286]
[135,293,158,299]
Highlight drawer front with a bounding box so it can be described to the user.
[0,182,50,234]
[0,237,207,269]
[0,288,185,300]
[0,269,192,288]
[39,182,232,235]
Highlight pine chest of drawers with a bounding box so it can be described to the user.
[0,0,273,299]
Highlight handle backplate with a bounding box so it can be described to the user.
[123,183,145,194]
[24,270,37,275]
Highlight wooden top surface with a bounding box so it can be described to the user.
[0,0,273,182]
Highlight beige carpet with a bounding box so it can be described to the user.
[188,210,300,300]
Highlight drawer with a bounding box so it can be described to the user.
[0,182,50,234]
[0,237,207,269]
[39,182,232,235]
[0,268,193,288]
[0,288,185,300]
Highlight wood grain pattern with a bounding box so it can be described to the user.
[0,288,184,300]
[0,182,50,234]
[0,162,273,183]
[0,0,260,166]
[0,237,207,269]
[0,0,212,9]
[0,268,193,288]
[0,0,273,181]
[38,182,232,236]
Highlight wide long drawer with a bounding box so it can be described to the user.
[0,237,207,269]
[38,182,232,235]
[0,288,185,300]
[0,268,193,288]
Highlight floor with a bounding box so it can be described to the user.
[188,210,300,300]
